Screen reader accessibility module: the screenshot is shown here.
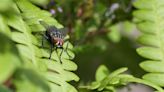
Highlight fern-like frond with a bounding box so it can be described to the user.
[133,0,164,88]
[0,33,21,84]
[85,65,164,92]
[14,0,79,92]
[82,65,133,92]
[0,0,78,92]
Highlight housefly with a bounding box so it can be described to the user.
[39,20,68,63]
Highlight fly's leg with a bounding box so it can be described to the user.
[62,39,72,59]
[41,34,49,48]
[41,35,44,48]
[64,42,72,59]
[59,48,63,64]
[55,47,63,64]
[41,33,53,59]
[49,43,54,59]
[49,38,54,59]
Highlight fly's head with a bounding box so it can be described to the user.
[54,38,64,49]
[49,27,67,49]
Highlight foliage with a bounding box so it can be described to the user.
[86,65,132,92]
[133,0,164,89]
[0,0,78,92]
[1,0,164,92]
[80,65,164,92]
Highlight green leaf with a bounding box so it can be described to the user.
[90,82,101,89]
[16,44,33,60]
[95,65,109,82]
[98,67,128,91]
[105,86,116,92]
[44,60,79,82]
[13,68,50,92]
[143,73,164,87]
[0,53,16,83]
[123,21,136,33]
[49,82,61,92]
[0,33,21,83]
[46,72,78,92]
[133,10,155,22]
[137,47,162,60]
[12,32,29,45]
[140,61,164,73]
[133,0,164,9]
[0,15,11,36]
[5,4,26,33]
[138,34,160,47]
[62,82,78,92]
[16,0,63,31]
[16,0,40,12]
[0,0,13,12]
[88,66,130,91]
[29,0,48,5]
[107,23,121,43]
[137,21,156,34]
[62,60,77,71]
[109,67,128,77]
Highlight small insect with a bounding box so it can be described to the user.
[39,20,68,63]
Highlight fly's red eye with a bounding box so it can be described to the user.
[56,41,60,46]
[55,39,64,46]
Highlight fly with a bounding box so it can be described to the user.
[39,20,68,63]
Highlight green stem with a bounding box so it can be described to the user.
[128,77,164,92]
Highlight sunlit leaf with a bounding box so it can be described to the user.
[0,33,21,83]
[95,65,109,82]
[134,0,164,89]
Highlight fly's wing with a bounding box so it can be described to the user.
[39,20,50,29]
[50,27,68,39]
[44,26,58,39]
[39,20,67,39]
[39,20,58,33]
[58,27,68,39]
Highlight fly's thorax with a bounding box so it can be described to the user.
[49,29,64,39]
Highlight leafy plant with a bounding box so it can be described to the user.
[2,0,164,92]
[133,0,164,88]
[86,65,132,92]
[0,0,79,92]
[81,65,164,92]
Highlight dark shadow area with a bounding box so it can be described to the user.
[75,36,145,82]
